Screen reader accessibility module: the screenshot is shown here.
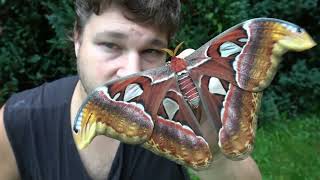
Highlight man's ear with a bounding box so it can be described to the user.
[74,31,80,58]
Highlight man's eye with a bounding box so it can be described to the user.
[142,49,166,66]
[99,42,121,50]
[143,49,164,56]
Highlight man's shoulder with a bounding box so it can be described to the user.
[0,76,79,180]
[5,75,78,111]
[2,75,79,150]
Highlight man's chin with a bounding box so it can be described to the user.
[80,76,122,97]
[107,76,121,82]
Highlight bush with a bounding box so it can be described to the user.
[0,0,76,105]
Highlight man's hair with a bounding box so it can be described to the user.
[74,0,181,39]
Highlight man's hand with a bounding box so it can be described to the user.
[194,155,262,180]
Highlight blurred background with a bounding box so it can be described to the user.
[0,0,319,179]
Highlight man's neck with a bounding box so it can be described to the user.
[70,81,87,131]
[70,80,121,180]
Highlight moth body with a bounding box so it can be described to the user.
[169,56,200,109]
[177,72,200,109]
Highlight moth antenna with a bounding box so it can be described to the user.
[161,42,184,57]
[161,48,174,57]
[173,42,184,56]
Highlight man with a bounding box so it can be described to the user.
[0,0,261,179]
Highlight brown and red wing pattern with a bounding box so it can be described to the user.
[193,74,262,160]
[186,18,316,91]
[74,66,214,169]
[142,81,213,169]
[73,66,175,149]
[184,18,315,161]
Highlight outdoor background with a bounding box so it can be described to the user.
[0,0,319,179]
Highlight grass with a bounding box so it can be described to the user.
[252,115,320,180]
[189,115,320,180]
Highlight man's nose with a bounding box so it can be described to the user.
[116,51,141,77]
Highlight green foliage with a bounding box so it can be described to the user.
[259,60,320,124]
[276,61,320,113]
[42,0,75,49]
[0,0,76,105]
[187,168,201,180]
[258,90,281,124]
[252,115,320,179]
[175,0,251,48]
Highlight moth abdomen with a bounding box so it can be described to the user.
[177,73,200,108]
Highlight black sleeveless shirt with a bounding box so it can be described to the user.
[4,76,190,180]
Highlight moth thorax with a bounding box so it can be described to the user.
[177,73,200,109]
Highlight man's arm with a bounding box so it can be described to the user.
[194,156,262,180]
[0,105,20,180]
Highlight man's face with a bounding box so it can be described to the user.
[75,6,168,94]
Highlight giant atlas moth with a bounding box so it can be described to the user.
[73,18,316,170]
